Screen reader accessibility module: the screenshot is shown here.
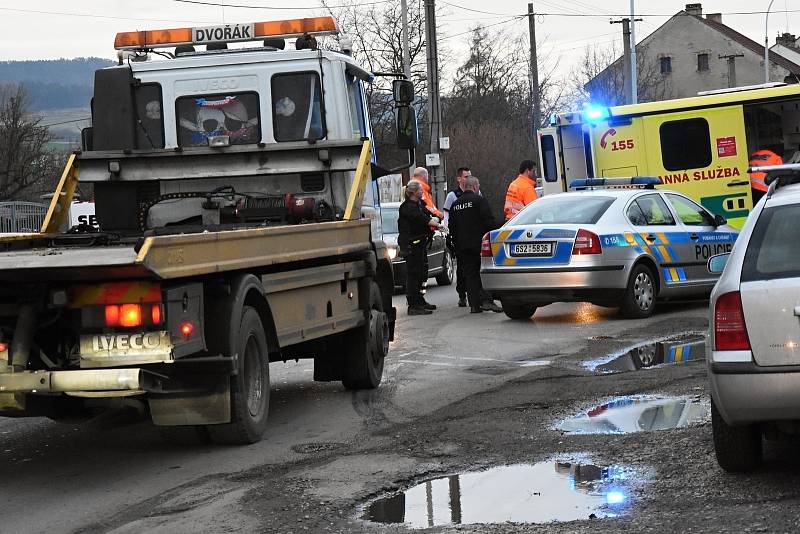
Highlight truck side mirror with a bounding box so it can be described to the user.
[396,106,419,149]
[392,79,414,106]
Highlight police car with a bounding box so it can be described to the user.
[480,177,738,320]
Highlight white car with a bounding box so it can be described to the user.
[707,168,800,472]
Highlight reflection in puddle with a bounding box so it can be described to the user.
[556,395,710,435]
[586,334,706,374]
[363,461,631,527]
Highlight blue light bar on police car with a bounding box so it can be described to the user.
[568,177,662,190]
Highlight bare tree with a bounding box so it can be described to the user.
[571,42,672,107]
[0,84,63,201]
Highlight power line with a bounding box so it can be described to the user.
[40,117,91,127]
[173,0,392,9]
[0,7,216,24]
[438,1,520,17]
[440,16,524,41]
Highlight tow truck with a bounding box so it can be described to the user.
[0,16,419,444]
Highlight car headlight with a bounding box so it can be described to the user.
[387,246,398,259]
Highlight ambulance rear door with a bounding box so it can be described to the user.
[538,128,563,195]
[559,123,594,191]
[641,106,751,228]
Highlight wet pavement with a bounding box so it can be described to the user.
[585,333,706,374]
[556,395,710,435]
[363,461,633,528]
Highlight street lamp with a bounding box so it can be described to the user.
[765,0,776,83]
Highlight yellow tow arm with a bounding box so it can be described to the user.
[343,139,372,220]
[40,153,80,234]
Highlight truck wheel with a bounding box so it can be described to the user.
[342,281,388,390]
[502,302,537,320]
[619,264,657,318]
[207,306,270,444]
[712,397,762,472]
[435,250,454,286]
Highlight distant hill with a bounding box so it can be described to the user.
[0,57,115,110]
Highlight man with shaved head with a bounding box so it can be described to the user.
[409,166,442,219]
[447,176,502,313]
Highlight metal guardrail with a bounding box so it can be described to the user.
[0,202,48,233]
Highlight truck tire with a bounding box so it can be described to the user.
[342,281,388,390]
[712,397,762,472]
[207,306,270,444]
[502,302,537,320]
[619,264,657,319]
[435,250,454,286]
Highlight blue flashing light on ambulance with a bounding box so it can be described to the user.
[539,83,800,228]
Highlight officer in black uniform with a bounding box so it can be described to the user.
[448,176,501,313]
[398,180,443,315]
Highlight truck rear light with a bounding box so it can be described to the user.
[480,233,492,257]
[714,291,751,351]
[0,342,8,352]
[105,304,143,328]
[180,321,195,338]
[572,229,602,255]
[151,304,163,325]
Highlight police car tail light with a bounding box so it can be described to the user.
[572,229,602,255]
[480,233,492,257]
[714,291,751,351]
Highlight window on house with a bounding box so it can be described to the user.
[697,53,709,72]
[660,118,712,170]
[660,57,672,74]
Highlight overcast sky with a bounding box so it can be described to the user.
[3,0,799,79]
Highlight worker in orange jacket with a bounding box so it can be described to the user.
[410,167,443,219]
[504,160,539,220]
[748,149,783,204]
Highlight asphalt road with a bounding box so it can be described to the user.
[2,284,799,533]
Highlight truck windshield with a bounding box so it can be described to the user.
[272,72,324,141]
[512,196,614,225]
[176,92,260,147]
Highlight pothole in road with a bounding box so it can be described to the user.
[555,395,710,435]
[291,442,347,454]
[585,333,706,374]
[362,460,633,527]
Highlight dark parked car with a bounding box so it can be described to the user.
[381,202,454,289]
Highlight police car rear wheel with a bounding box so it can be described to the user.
[620,264,656,318]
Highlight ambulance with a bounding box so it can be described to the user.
[539,83,800,228]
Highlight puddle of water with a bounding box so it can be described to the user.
[556,395,710,435]
[363,461,632,527]
[585,334,706,374]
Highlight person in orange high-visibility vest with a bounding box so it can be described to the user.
[409,167,443,219]
[504,160,539,220]
[748,149,783,204]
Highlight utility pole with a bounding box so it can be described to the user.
[424,0,442,205]
[719,53,744,88]
[528,3,542,171]
[401,0,411,80]
[611,18,632,104]
[629,0,638,103]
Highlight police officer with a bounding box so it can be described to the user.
[443,166,471,307]
[448,176,501,313]
[398,181,443,315]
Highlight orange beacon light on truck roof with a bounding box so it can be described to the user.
[114,16,339,50]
